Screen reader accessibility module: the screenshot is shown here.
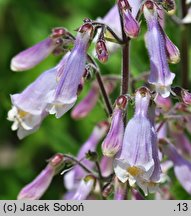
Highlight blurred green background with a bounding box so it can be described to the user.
[0,0,190,199]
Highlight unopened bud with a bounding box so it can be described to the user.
[51,27,67,38]
[96,39,109,63]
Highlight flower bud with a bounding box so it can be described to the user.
[96,39,109,63]
[118,0,140,38]
[102,96,127,157]
[173,87,191,105]
[163,33,180,64]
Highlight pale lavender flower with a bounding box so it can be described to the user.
[8,53,71,138]
[102,95,127,157]
[71,85,99,119]
[144,1,175,98]
[72,175,96,200]
[118,0,140,38]
[47,24,93,118]
[71,76,117,119]
[11,28,66,71]
[18,154,64,200]
[161,139,191,194]
[114,87,161,195]
[64,121,109,191]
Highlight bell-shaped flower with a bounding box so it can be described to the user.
[144,1,175,98]
[114,87,162,195]
[118,0,140,38]
[17,154,64,200]
[102,95,127,157]
[71,76,118,119]
[64,121,109,191]
[47,23,93,118]
[72,175,96,200]
[11,28,67,71]
[160,139,191,194]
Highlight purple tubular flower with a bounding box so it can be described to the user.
[114,87,161,195]
[71,85,99,119]
[118,0,140,38]
[47,24,93,118]
[11,68,57,116]
[161,139,191,194]
[144,1,175,98]
[64,121,109,191]
[72,175,96,200]
[102,95,127,157]
[17,154,64,200]
[11,36,64,72]
[71,76,118,119]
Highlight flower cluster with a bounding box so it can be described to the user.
[8,0,191,200]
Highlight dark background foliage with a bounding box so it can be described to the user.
[0,0,190,199]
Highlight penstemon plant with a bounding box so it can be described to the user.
[7,0,191,200]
